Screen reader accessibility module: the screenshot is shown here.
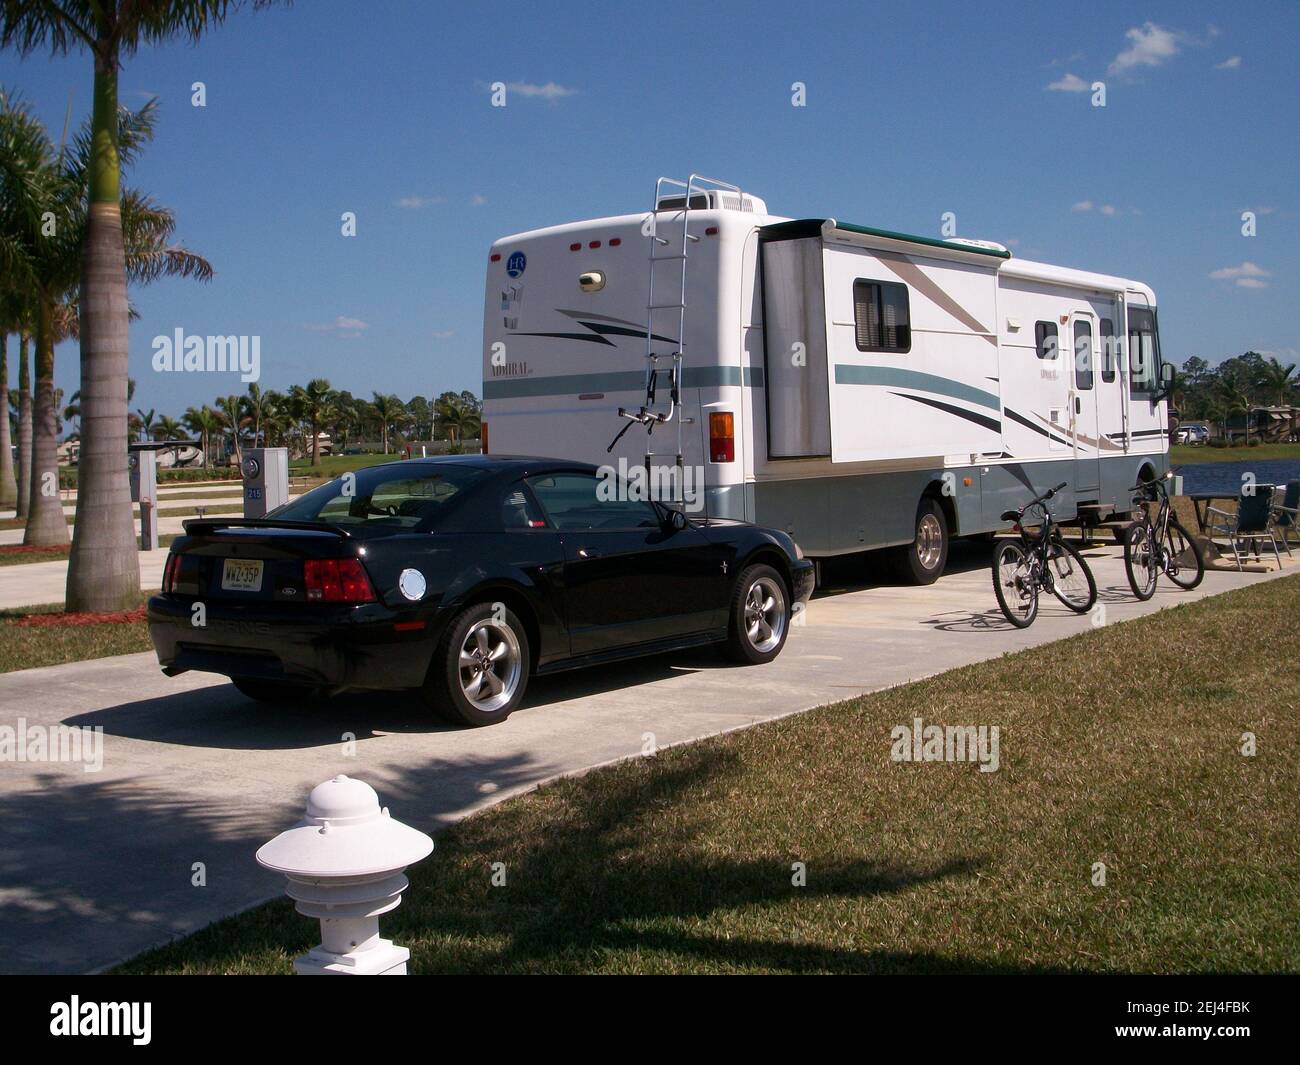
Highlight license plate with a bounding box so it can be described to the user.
[221,558,264,592]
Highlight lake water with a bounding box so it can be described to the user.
[1173,457,1300,496]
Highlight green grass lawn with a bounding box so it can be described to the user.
[1171,442,1300,464]
[290,453,404,478]
[0,596,153,673]
[119,575,1300,975]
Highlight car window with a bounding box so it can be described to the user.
[526,472,660,531]
[274,466,485,531]
[500,482,548,529]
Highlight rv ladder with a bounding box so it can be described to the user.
[611,173,745,507]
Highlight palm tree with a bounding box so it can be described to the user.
[14,329,30,517]
[1260,357,1297,407]
[214,393,246,467]
[3,2,277,601]
[242,381,268,447]
[290,378,333,466]
[134,406,155,442]
[434,393,481,446]
[0,303,17,508]
[182,405,219,472]
[370,392,411,454]
[1217,378,1251,445]
[153,414,182,441]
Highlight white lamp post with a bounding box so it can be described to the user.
[256,775,434,976]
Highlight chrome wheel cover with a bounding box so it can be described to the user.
[458,619,522,713]
[917,512,944,570]
[744,576,787,653]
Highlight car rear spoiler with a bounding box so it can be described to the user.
[181,517,353,538]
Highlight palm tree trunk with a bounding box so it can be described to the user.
[0,333,16,509]
[16,332,32,518]
[67,57,140,611]
[24,295,70,546]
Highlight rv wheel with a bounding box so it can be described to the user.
[891,497,949,585]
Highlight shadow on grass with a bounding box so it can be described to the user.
[121,743,1056,975]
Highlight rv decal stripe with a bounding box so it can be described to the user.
[833,365,1000,411]
[484,366,753,401]
[873,256,998,344]
[1004,407,1073,448]
[889,392,1001,433]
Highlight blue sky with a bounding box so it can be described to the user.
[2,0,1295,419]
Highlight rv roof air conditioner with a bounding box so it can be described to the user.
[945,237,1012,257]
[655,189,768,214]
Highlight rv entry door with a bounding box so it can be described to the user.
[1069,310,1101,496]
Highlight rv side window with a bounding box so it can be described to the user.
[1099,318,1117,383]
[853,280,910,353]
[1127,306,1161,396]
[1035,321,1059,360]
[1073,320,1094,390]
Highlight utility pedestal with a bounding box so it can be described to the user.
[127,447,158,551]
[242,447,289,518]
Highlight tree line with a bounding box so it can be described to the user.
[1172,351,1297,436]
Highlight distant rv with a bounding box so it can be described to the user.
[481,175,1172,583]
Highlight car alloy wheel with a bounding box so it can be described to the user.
[744,575,787,653]
[458,620,523,714]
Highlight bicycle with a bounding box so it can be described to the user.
[1122,471,1204,600]
[991,482,1098,628]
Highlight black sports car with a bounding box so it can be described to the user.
[148,456,814,726]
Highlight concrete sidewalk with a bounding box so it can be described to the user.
[0,542,1292,974]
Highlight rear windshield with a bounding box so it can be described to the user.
[272,465,486,533]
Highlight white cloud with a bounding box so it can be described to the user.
[305,315,369,338]
[1099,204,1117,216]
[1047,72,1089,92]
[431,329,455,339]
[1108,22,1183,77]
[1071,200,1094,212]
[1072,200,1119,215]
[396,195,445,209]
[505,80,577,101]
[469,194,487,207]
[1216,55,1242,69]
[1209,261,1269,280]
[1210,262,1271,288]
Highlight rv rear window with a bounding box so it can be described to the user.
[1034,321,1059,360]
[853,280,911,353]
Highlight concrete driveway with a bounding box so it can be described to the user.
[0,541,1292,974]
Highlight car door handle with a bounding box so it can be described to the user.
[1075,397,1082,414]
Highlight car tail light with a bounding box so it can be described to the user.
[304,559,377,603]
[709,411,735,463]
[162,552,180,592]
[481,420,489,454]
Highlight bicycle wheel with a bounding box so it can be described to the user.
[1123,521,1158,600]
[1046,537,1097,613]
[1163,516,1205,590]
[992,541,1039,628]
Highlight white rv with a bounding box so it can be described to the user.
[482,176,1171,583]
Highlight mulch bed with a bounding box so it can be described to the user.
[11,606,148,627]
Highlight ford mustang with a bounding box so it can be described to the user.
[147,456,814,726]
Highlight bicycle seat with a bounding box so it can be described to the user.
[1000,510,1020,522]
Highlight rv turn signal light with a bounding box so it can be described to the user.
[709,411,735,463]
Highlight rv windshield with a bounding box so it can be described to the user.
[1127,306,1162,396]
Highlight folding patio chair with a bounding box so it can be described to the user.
[1206,485,1283,570]
[1271,479,1300,556]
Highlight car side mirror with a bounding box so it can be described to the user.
[663,507,688,531]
